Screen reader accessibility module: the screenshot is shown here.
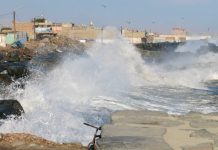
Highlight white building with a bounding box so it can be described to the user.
[0,33,7,47]
[186,35,211,41]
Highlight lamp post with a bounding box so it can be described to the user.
[101,26,104,44]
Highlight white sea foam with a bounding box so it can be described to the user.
[0,28,218,144]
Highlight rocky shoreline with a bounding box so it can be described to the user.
[97,110,218,150]
[0,133,86,150]
[0,36,88,149]
[0,36,86,85]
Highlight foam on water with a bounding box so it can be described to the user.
[0,28,218,144]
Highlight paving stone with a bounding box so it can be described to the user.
[102,124,166,138]
[112,110,168,120]
[190,120,218,128]
[97,110,218,150]
[112,116,183,127]
[96,136,173,150]
[112,110,184,127]
[179,112,203,121]
[182,143,213,150]
[206,112,218,116]
[189,129,215,139]
[213,138,218,147]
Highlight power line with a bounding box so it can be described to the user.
[0,5,24,18]
[0,12,12,18]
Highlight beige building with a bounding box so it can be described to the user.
[14,19,145,43]
[122,29,145,44]
[172,27,187,36]
[14,22,34,39]
[61,26,102,40]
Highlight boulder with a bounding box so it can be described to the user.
[0,100,24,119]
[7,50,20,62]
[6,62,28,79]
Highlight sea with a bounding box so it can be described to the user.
[0,29,218,144]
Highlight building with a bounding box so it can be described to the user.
[145,27,188,43]
[1,27,12,33]
[0,33,7,47]
[52,23,62,34]
[172,27,187,36]
[186,35,211,41]
[5,32,28,45]
[61,25,102,40]
[15,19,56,40]
[15,22,34,39]
[122,29,145,44]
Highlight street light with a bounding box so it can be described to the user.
[101,26,104,44]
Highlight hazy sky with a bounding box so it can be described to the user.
[0,0,217,34]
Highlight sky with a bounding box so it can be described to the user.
[0,0,217,34]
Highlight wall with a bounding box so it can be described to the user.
[15,22,34,39]
[122,29,145,38]
[60,26,102,40]
[0,34,6,47]
[6,32,28,45]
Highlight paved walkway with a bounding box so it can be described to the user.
[96,110,218,150]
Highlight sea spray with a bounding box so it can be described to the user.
[0,28,218,144]
[0,28,154,144]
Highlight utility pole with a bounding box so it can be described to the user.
[120,26,123,36]
[33,17,36,40]
[101,26,103,44]
[13,11,16,40]
[132,29,133,44]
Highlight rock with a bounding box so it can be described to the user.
[97,110,218,150]
[213,138,218,147]
[190,129,215,139]
[12,141,25,147]
[206,112,218,116]
[0,145,12,150]
[190,120,218,128]
[96,136,173,150]
[182,143,213,150]
[113,110,168,118]
[0,134,3,140]
[0,74,12,85]
[40,38,50,43]
[0,100,24,119]
[112,111,183,127]
[38,42,46,48]
[0,52,4,61]
[102,124,166,138]
[7,50,20,62]
[6,62,28,78]
[0,133,86,150]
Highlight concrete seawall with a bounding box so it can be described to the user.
[96,110,218,150]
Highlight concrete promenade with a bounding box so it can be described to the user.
[96,110,218,150]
